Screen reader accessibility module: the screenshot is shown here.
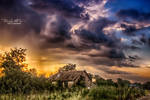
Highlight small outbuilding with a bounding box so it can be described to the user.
[49,70,92,88]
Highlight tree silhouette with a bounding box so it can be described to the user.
[0,48,53,94]
[59,64,76,72]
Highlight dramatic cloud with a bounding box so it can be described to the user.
[0,0,150,82]
[30,0,86,19]
[120,24,137,36]
[104,69,130,75]
[0,0,45,41]
[41,15,71,43]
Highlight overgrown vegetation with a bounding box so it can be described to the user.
[0,48,54,94]
[0,48,149,100]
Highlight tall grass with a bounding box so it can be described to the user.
[0,86,146,100]
[85,86,146,100]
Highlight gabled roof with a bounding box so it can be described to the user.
[50,70,91,81]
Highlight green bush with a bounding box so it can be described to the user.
[85,86,146,100]
[87,86,117,100]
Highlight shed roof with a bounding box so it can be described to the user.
[50,70,90,81]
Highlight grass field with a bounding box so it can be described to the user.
[0,86,147,100]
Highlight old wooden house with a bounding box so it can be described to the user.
[49,70,92,88]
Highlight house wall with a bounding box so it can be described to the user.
[92,78,96,83]
[83,73,92,87]
[52,81,57,85]
[68,81,74,88]
[63,81,68,88]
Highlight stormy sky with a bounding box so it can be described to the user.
[0,0,150,82]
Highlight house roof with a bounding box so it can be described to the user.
[49,70,91,81]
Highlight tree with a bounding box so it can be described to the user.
[0,48,54,94]
[59,64,76,72]
[0,48,32,93]
[143,81,150,89]
[1,48,27,71]
[117,78,130,87]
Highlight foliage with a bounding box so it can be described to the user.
[143,81,150,90]
[59,64,76,72]
[0,86,146,100]
[117,78,130,87]
[0,48,53,94]
[86,86,145,100]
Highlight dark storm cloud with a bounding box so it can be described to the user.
[44,16,71,43]
[30,0,88,19]
[74,0,103,4]
[76,56,118,67]
[81,46,140,67]
[124,45,141,50]
[105,70,130,74]
[138,34,150,47]
[148,38,150,46]
[0,0,142,69]
[1,0,148,83]
[132,39,143,45]
[84,56,139,67]
[95,59,139,67]
[120,24,137,36]
[117,9,150,22]
[118,63,139,68]
[87,49,125,60]
[75,18,117,46]
[65,17,140,67]
[128,55,140,62]
[75,29,108,44]
[140,34,147,44]
[75,45,138,68]
[88,18,116,33]
[0,0,45,37]
[61,17,118,53]
[130,33,150,47]
[0,0,23,9]
[30,0,104,19]
[108,49,125,59]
